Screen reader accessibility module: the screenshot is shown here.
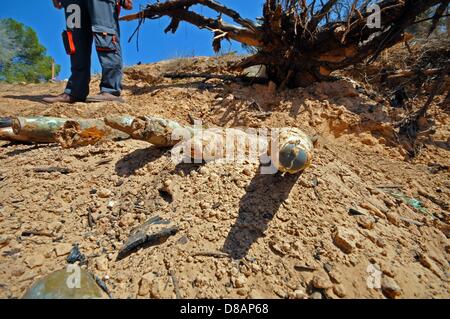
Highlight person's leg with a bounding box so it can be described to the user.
[88,0,123,97]
[62,0,93,100]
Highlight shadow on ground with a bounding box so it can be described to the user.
[223,171,301,260]
[115,146,166,177]
[3,95,49,104]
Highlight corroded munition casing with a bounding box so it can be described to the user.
[187,128,268,162]
[10,116,128,145]
[0,127,32,143]
[105,115,196,147]
[103,115,135,135]
[12,117,109,143]
[105,115,314,174]
[12,117,72,142]
[0,117,13,129]
[269,128,314,174]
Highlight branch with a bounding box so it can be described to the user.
[309,0,338,29]
[120,0,263,48]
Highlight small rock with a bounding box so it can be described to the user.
[54,243,72,257]
[356,215,375,229]
[360,133,378,146]
[233,275,247,289]
[360,202,385,219]
[24,255,45,269]
[138,273,155,296]
[312,274,333,289]
[385,212,400,226]
[47,221,63,233]
[0,235,12,248]
[333,227,361,254]
[95,256,109,272]
[163,179,173,188]
[193,275,208,288]
[291,289,308,299]
[381,277,401,299]
[418,253,443,279]
[242,168,253,177]
[12,267,26,277]
[323,263,333,273]
[333,285,346,298]
[248,290,265,299]
[374,236,386,248]
[119,213,134,228]
[236,288,248,296]
[97,188,112,198]
[310,291,323,299]
[107,201,117,210]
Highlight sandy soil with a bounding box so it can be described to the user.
[0,56,448,299]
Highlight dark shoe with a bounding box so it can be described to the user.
[43,93,83,104]
[86,92,125,103]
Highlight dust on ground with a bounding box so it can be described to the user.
[0,54,448,299]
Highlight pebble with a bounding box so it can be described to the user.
[291,289,308,299]
[360,202,385,219]
[233,275,247,289]
[333,227,361,254]
[107,200,117,210]
[24,255,45,269]
[0,235,12,248]
[312,274,333,289]
[138,273,155,296]
[54,243,73,257]
[418,253,442,278]
[381,277,402,299]
[385,211,401,226]
[193,275,209,288]
[97,188,112,198]
[310,291,323,299]
[47,221,63,233]
[333,285,346,298]
[360,133,378,146]
[242,168,253,177]
[12,267,26,277]
[95,256,109,272]
[356,215,375,229]
[119,213,134,227]
[249,290,265,299]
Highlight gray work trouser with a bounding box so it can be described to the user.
[62,0,123,100]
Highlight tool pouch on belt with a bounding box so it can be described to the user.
[62,30,76,55]
[94,32,118,53]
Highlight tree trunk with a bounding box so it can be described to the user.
[121,0,448,88]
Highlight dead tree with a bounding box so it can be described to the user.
[121,0,449,88]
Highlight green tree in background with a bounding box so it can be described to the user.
[0,18,60,83]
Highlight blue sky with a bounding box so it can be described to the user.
[0,0,265,79]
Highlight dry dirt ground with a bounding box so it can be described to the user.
[0,56,448,299]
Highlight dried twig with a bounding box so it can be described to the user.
[192,251,230,258]
[33,167,74,174]
[169,270,182,299]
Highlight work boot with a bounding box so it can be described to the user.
[43,93,83,104]
[86,92,125,103]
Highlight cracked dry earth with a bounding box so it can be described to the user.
[0,56,449,299]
